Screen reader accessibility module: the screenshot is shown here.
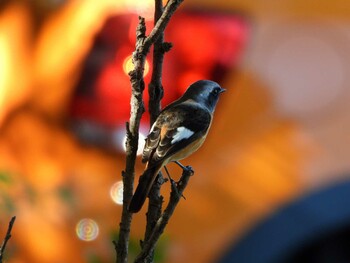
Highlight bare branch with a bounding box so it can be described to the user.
[115,0,184,262]
[148,0,166,123]
[135,168,194,262]
[143,0,167,258]
[0,216,16,263]
[142,0,184,55]
[116,16,147,263]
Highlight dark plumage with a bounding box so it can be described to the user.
[141,103,211,165]
[128,80,225,213]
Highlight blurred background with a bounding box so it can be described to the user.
[1,0,350,262]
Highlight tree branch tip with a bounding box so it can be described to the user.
[112,240,117,248]
[162,42,173,52]
[137,16,146,29]
[0,216,16,261]
[184,166,194,175]
[9,216,16,225]
[137,16,146,34]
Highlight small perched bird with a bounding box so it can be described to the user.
[128,80,226,213]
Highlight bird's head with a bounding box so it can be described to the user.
[182,80,226,112]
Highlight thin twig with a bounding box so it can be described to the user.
[0,216,16,263]
[135,168,194,262]
[142,0,184,55]
[116,16,147,263]
[143,0,167,258]
[115,0,184,262]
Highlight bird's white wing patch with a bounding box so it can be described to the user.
[171,127,194,144]
[149,121,157,133]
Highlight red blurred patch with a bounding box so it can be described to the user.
[70,10,249,128]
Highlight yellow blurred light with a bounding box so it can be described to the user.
[0,3,32,126]
[20,213,72,262]
[123,0,154,21]
[0,34,10,113]
[33,1,121,114]
[76,218,99,241]
[110,181,124,205]
[123,55,150,77]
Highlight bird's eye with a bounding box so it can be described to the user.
[212,87,221,96]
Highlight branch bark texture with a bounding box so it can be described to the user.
[116,1,184,263]
[143,0,168,259]
[135,168,193,262]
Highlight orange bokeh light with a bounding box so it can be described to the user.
[122,55,150,77]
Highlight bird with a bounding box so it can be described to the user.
[128,80,226,213]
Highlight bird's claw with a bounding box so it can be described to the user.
[184,165,194,175]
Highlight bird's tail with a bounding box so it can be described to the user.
[128,165,160,213]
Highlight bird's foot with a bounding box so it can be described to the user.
[174,161,194,175]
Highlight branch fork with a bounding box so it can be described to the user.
[116,1,186,262]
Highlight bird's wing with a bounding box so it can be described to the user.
[141,121,162,163]
[142,102,211,167]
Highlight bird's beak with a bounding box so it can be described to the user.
[219,87,226,93]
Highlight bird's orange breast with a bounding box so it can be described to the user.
[166,134,207,164]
